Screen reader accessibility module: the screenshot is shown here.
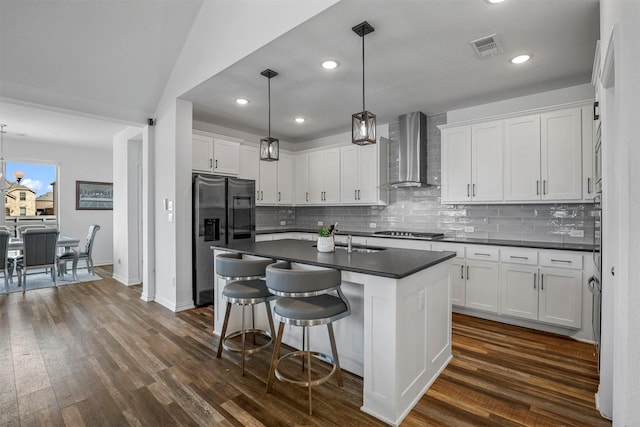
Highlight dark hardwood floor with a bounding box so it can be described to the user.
[0,270,610,426]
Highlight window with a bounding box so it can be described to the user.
[1,161,57,224]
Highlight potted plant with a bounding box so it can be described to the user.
[317,225,335,252]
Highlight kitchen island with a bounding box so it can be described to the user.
[212,239,456,426]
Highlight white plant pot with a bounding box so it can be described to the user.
[317,236,335,253]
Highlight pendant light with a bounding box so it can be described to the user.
[352,21,376,146]
[259,69,279,161]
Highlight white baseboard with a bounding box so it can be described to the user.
[153,295,195,313]
[111,273,141,286]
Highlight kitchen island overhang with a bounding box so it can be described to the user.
[211,239,456,426]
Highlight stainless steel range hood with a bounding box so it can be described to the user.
[389,111,430,187]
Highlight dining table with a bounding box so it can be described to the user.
[8,235,80,251]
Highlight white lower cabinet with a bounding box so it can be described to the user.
[464,260,499,313]
[500,256,583,328]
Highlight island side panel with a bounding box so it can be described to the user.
[361,260,453,426]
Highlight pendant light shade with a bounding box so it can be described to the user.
[352,21,376,146]
[260,69,279,161]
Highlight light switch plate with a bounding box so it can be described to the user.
[317,221,323,226]
[168,213,174,223]
[167,200,173,211]
[464,226,475,233]
[569,229,584,237]
[369,223,377,228]
[280,221,286,226]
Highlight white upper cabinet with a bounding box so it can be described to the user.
[441,122,502,203]
[581,105,595,201]
[472,121,503,201]
[540,108,582,201]
[277,153,293,205]
[340,144,385,205]
[258,160,278,205]
[504,114,541,201]
[212,137,240,176]
[441,126,472,203]
[294,153,310,205]
[192,133,214,173]
[239,145,258,181]
[308,148,341,204]
[192,131,240,176]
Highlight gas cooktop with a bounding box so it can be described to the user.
[373,231,444,240]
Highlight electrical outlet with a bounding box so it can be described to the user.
[167,200,173,211]
[569,229,585,238]
[464,226,475,233]
[168,213,174,223]
[369,222,377,228]
[280,221,286,226]
[317,221,324,226]
[418,290,425,311]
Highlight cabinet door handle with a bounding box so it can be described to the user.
[461,265,464,279]
[536,180,540,195]
[533,273,537,289]
[467,184,470,197]
[594,101,599,120]
[541,274,544,290]
[215,159,218,169]
[550,259,572,264]
[474,252,491,257]
[209,159,213,168]
[355,189,358,200]
[588,177,592,194]
[278,192,281,202]
[510,256,528,260]
[472,183,476,197]
[358,189,361,200]
[543,180,547,195]
[306,192,309,202]
[257,191,260,200]
[261,191,263,201]
[466,265,470,279]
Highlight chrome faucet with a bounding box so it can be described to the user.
[347,235,353,253]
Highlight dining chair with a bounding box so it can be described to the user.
[58,224,100,281]
[16,228,59,293]
[16,224,49,238]
[0,230,10,293]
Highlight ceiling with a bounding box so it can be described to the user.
[0,0,202,147]
[184,0,600,143]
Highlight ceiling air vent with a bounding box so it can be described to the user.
[470,34,504,59]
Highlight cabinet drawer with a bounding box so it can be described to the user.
[501,248,538,265]
[466,246,499,261]
[431,242,465,258]
[539,252,583,270]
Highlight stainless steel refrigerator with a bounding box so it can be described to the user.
[192,174,255,306]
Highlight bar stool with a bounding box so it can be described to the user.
[215,252,276,376]
[265,261,350,415]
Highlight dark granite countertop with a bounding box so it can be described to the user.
[256,228,594,252]
[211,239,456,279]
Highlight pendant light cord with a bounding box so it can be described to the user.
[362,35,366,113]
[268,77,271,139]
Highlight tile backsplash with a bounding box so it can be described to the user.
[257,112,596,245]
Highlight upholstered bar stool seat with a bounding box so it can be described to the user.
[215,252,276,376]
[265,262,350,415]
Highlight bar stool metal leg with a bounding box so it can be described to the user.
[217,302,232,359]
[266,322,285,392]
[307,329,313,415]
[327,323,343,387]
[241,304,246,376]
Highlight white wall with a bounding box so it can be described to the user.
[447,83,595,123]
[112,126,143,286]
[5,138,113,266]
[192,120,295,152]
[599,1,640,425]
[150,0,340,312]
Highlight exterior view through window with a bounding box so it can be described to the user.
[3,161,57,234]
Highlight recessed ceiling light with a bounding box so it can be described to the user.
[294,117,305,124]
[322,60,339,70]
[510,54,531,64]
[235,98,249,105]
[487,0,506,3]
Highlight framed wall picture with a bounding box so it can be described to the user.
[76,181,113,210]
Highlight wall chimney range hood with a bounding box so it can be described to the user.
[389,111,430,188]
